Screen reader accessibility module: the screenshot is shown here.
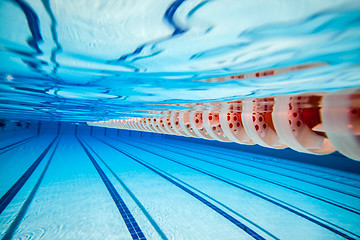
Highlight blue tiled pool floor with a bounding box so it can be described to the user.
[0,131,360,240]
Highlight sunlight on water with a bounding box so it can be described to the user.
[0,0,359,121]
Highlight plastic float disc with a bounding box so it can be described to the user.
[322,89,360,160]
[150,118,162,133]
[179,111,200,138]
[101,120,111,129]
[163,116,178,135]
[127,119,134,129]
[157,117,171,135]
[134,118,145,131]
[131,118,140,131]
[139,118,150,132]
[219,104,254,145]
[189,111,214,140]
[203,111,231,142]
[143,118,153,132]
[114,119,122,129]
[170,111,188,137]
[130,119,139,130]
[114,120,121,129]
[121,119,128,129]
[130,118,139,130]
[144,118,156,132]
[120,119,128,129]
[242,99,286,149]
[274,95,335,154]
[150,118,163,133]
[153,117,168,134]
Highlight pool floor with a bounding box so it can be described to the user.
[0,130,360,240]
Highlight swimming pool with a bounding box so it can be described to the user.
[0,123,359,239]
[1,0,360,239]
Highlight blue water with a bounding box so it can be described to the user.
[1,1,360,239]
[0,0,360,121]
[0,124,360,239]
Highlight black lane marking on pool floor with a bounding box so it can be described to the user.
[77,137,146,240]
[125,137,360,214]
[80,137,168,240]
[140,138,360,199]
[96,137,267,240]
[2,137,60,240]
[163,139,360,189]
[0,136,57,215]
[164,137,360,186]
[0,136,33,151]
[0,136,34,154]
[93,137,279,240]
[104,137,358,240]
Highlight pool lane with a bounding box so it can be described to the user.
[115,136,360,237]
[0,132,34,149]
[0,135,55,198]
[0,137,57,215]
[127,136,360,206]
[101,136,360,240]
[1,134,359,239]
[0,136,58,238]
[77,137,147,240]
[95,137,266,240]
[125,137,360,212]
[85,136,260,240]
[80,138,168,240]
[165,137,360,186]
[5,135,134,240]
[1,137,60,240]
[157,138,360,191]
[0,136,34,154]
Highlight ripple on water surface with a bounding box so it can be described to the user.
[0,0,359,121]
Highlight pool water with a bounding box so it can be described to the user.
[1,0,360,239]
[0,0,360,121]
[0,124,360,240]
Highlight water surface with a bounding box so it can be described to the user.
[0,0,359,121]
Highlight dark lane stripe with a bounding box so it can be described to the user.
[133,138,360,199]
[91,137,278,240]
[123,137,360,214]
[2,138,60,240]
[100,137,358,240]
[0,136,33,151]
[96,138,266,240]
[81,137,168,240]
[0,137,57,215]
[77,137,146,240]
[166,138,360,185]
[0,140,33,156]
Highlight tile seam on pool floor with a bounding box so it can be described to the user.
[102,136,358,240]
[163,136,360,183]
[80,136,168,240]
[0,136,35,155]
[0,136,33,151]
[93,137,279,240]
[157,137,360,188]
[1,136,60,240]
[96,137,269,240]
[0,136,57,215]
[77,137,147,240]
[133,137,360,198]
[122,137,360,213]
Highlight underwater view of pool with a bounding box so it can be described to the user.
[0,0,360,239]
